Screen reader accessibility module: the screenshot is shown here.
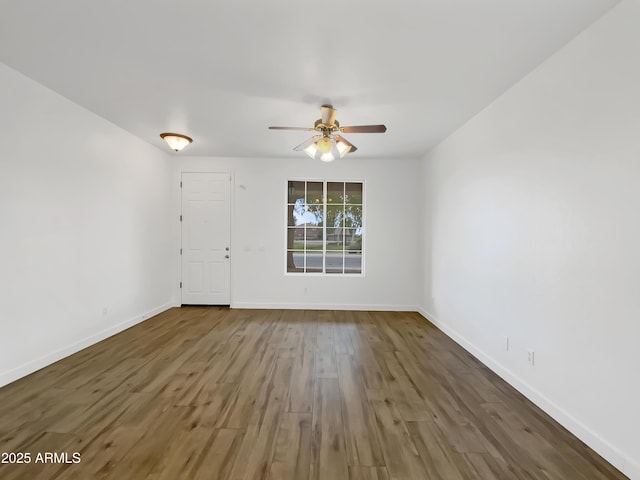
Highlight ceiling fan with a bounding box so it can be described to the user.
[269,104,387,162]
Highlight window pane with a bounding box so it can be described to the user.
[287,205,301,227]
[291,203,323,227]
[306,227,323,253]
[287,251,304,272]
[305,251,323,272]
[344,251,362,274]
[288,181,305,203]
[305,204,324,226]
[288,228,305,250]
[326,205,343,228]
[306,182,323,205]
[344,205,362,228]
[327,182,344,203]
[345,182,363,204]
[291,201,308,226]
[327,227,346,250]
[326,251,344,274]
[306,226,322,240]
[344,229,362,250]
[326,241,342,252]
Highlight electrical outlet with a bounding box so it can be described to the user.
[527,350,535,366]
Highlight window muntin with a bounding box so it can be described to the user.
[286,180,363,274]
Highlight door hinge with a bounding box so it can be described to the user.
[180,181,182,188]
[180,248,182,255]
[179,282,182,288]
[179,214,182,222]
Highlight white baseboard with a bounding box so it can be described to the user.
[417,307,638,480]
[231,302,420,312]
[0,303,173,389]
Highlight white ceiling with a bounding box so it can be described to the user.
[0,0,617,159]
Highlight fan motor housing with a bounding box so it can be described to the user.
[314,119,339,132]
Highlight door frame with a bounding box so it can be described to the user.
[179,170,233,306]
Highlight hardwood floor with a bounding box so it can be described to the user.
[0,308,627,479]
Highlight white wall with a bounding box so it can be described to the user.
[0,63,175,387]
[174,156,422,311]
[420,1,640,478]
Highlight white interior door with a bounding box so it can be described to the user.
[181,172,231,305]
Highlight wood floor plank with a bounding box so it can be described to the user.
[348,329,386,391]
[406,420,469,480]
[58,425,148,479]
[185,382,240,428]
[365,389,429,480]
[482,402,609,480]
[333,311,356,356]
[221,343,280,429]
[287,337,315,413]
[464,452,512,480]
[393,348,469,426]
[311,378,349,480]
[0,431,76,480]
[144,426,215,480]
[93,405,193,479]
[348,466,390,480]
[336,354,385,467]
[277,310,314,358]
[377,350,434,422]
[227,357,293,480]
[269,413,312,480]
[0,308,627,480]
[315,319,337,379]
[193,428,245,480]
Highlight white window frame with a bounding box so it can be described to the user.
[285,179,365,276]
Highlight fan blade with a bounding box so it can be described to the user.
[320,105,337,126]
[340,124,387,133]
[269,126,315,131]
[334,134,357,153]
[293,135,320,151]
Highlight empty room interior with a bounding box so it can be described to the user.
[1,0,639,479]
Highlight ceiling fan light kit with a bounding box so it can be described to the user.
[302,135,349,162]
[269,105,386,161]
[160,132,193,152]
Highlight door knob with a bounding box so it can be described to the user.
[225,255,230,259]
[225,247,229,251]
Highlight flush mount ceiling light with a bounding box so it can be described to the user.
[268,104,386,162]
[160,133,193,152]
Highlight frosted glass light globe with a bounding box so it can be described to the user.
[317,137,333,153]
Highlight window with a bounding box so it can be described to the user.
[286,180,364,274]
